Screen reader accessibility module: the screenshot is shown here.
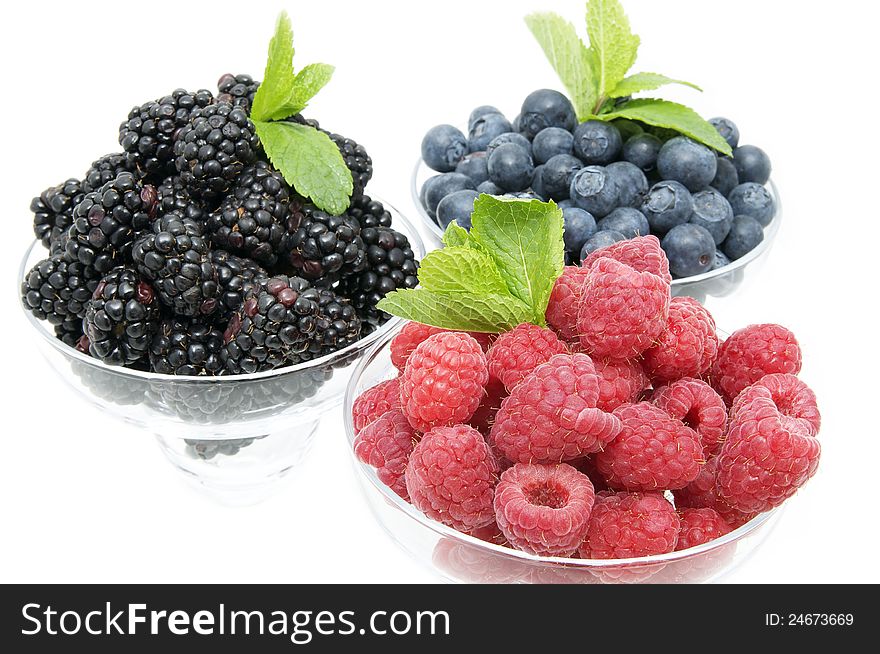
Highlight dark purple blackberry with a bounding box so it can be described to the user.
[327,132,373,199]
[63,173,158,274]
[296,288,362,362]
[346,194,392,229]
[21,255,100,342]
[340,227,419,326]
[119,88,214,177]
[284,204,366,282]
[83,153,134,193]
[132,213,219,317]
[150,318,225,376]
[220,275,320,374]
[217,73,260,113]
[211,249,267,317]
[173,101,260,202]
[31,179,85,249]
[206,162,293,266]
[156,175,208,225]
[84,267,161,366]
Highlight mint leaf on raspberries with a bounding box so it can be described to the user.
[377,289,533,333]
[608,72,702,98]
[417,247,510,296]
[250,12,297,122]
[585,0,640,97]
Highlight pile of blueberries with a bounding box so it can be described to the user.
[419,89,775,279]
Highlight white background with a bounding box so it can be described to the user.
[1,0,877,583]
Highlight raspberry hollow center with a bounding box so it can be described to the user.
[525,483,568,509]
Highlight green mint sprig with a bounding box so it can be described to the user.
[250,12,353,215]
[525,0,731,155]
[377,195,564,332]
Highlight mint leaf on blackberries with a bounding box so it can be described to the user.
[250,12,297,122]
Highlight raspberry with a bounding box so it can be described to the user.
[405,424,498,531]
[642,297,719,383]
[400,332,489,432]
[545,266,589,341]
[673,457,756,528]
[494,463,596,557]
[465,521,509,547]
[351,377,401,434]
[595,402,704,491]
[489,353,622,464]
[581,235,672,284]
[579,491,680,559]
[717,385,820,513]
[431,538,526,584]
[675,508,733,551]
[353,409,418,500]
[469,375,508,436]
[577,257,670,360]
[593,357,649,412]
[711,323,802,403]
[730,373,820,436]
[390,322,492,372]
[487,323,569,392]
[652,378,728,457]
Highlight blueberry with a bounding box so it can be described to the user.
[503,191,541,200]
[712,249,731,270]
[710,156,739,197]
[422,173,475,217]
[422,125,468,172]
[732,145,772,184]
[612,119,644,143]
[530,165,547,200]
[512,113,522,133]
[487,143,534,192]
[622,133,662,171]
[662,224,716,278]
[690,188,734,245]
[580,230,627,259]
[477,180,503,195]
[606,161,649,208]
[572,120,623,165]
[468,113,513,153]
[519,89,577,139]
[437,190,480,230]
[721,215,764,260]
[541,154,583,200]
[532,127,574,164]
[569,166,619,218]
[468,105,502,131]
[641,180,694,234]
[557,199,575,209]
[727,182,775,226]
[455,152,489,186]
[598,207,650,238]
[562,207,597,255]
[486,132,532,158]
[709,117,740,149]
[657,136,717,192]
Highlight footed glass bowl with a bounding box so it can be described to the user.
[20,198,425,506]
[411,157,782,306]
[344,326,783,584]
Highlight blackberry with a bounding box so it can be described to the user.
[119,88,214,177]
[217,73,260,113]
[156,175,208,225]
[206,161,293,266]
[132,213,219,317]
[21,254,100,338]
[346,194,392,229]
[31,179,84,249]
[185,437,263,460]
[327,132,373,200]
[340,227,419,326]
[220,275,321,374]
[284,205,366,282]
[83,153,134,193]
[297,288,362,362]
[173,101,260,202]
[84,267,161,366]
[64,172,158,274]
[211,249,267,317]
[72,357,149,406]
[149,318,225,376]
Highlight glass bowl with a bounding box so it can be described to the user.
[344,325,784,584]
[20,197,425,506]
[411,156,782,306]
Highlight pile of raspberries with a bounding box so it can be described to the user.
[352,235,820,560]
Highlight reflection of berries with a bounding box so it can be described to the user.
[581,235,672,284]
[652,378,728,457]
[21,254,100,344]
[487,324,569,392]
[31,179,84,249]
[545,266,589,341]
[354,409,418,500]
[676,508,732,551]
[217,73,260,112]
[730,373,820,436]
[593,358,649,412]
[643,297,718,383]
[285,204,366,281]
[352,377,401,434]
[149,318,225,376]
[579,491,680,559]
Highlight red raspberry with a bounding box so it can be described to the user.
[489,353,622,464]
[642,297,718,383]
[675,508,733,551]
[730,373,820,436]
[717,386,820,513]
[405,424,498,531]
[469,375,508,436]
[353,409,418,500]
[390,322,492,372]
[593,357,649,412]
[577,257,670,360]
[596,402,704,491]
[465,521,509,547]
[494,463,596,557]
[351,377,401,434]
[487,323,569,392]
[546,266,590,341]
[431,538,527,584]
[711,323,802,403]
[579,491,680,559]
[652,378,728,457]
[673,457,757,529]
[400,332,489,433]
[581,235,672,284]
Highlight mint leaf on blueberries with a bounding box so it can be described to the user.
[585,0,640,98]
[608,72,702,98]
[250,12,297,122]
[442,222,474,248]
[377,289,533,333]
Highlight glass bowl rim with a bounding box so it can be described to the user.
[19,194,426,384]
[344,323,780,569]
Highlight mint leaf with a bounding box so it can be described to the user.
[417,247,509,296]
[601,98,733,155]
[254,121,353,214]
[585,0,640,97]
[251,12,296,122]
[608,72,702,98]
[377,289,533,333]
[442,222,474,248]
[282,63,335,116]
[468,196,564,325]
[525,12,597,121]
